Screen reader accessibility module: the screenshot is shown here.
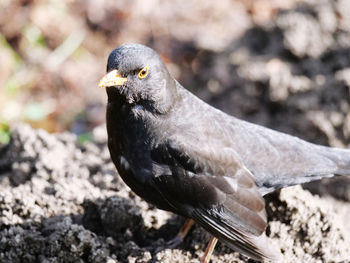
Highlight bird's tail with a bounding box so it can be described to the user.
[322,146,350,176]
[192,208,282,262]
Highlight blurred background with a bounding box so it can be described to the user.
[1,0,350,153]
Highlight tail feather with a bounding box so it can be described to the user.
[192,208,282,261]
[321,147,350,175]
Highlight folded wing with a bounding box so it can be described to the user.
[150,140,281,260]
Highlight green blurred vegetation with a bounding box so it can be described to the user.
[0,123,10,144]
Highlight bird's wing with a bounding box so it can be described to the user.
[174,87,344,194]
[150,140,281,261]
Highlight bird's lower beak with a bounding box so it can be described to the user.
[98,69,128,88]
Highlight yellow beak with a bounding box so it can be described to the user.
[98,69,128,88]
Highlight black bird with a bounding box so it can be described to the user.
[98,43,350,262]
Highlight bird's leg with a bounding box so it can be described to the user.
[201,236,218,263]
[166,218,195,248]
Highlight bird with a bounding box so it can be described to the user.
[98,43,350,262]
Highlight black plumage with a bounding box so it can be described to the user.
[99,43,350,261]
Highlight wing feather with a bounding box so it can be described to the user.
[151,142,281,260]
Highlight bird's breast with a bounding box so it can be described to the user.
[107,101,161,180]
[106,107,173,210]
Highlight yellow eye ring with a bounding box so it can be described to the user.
[138,66,149,79]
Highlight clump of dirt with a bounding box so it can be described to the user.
[267,187,350,262]
[0,124,349,263]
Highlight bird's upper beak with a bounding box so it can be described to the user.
[98,69,128,88]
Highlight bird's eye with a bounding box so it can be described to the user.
[138,66,149,79]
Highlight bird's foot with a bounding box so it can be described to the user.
[166,235,185,248]
[160,218,196,250]
[166,218,195,248]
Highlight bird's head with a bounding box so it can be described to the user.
[98,43,177,113]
